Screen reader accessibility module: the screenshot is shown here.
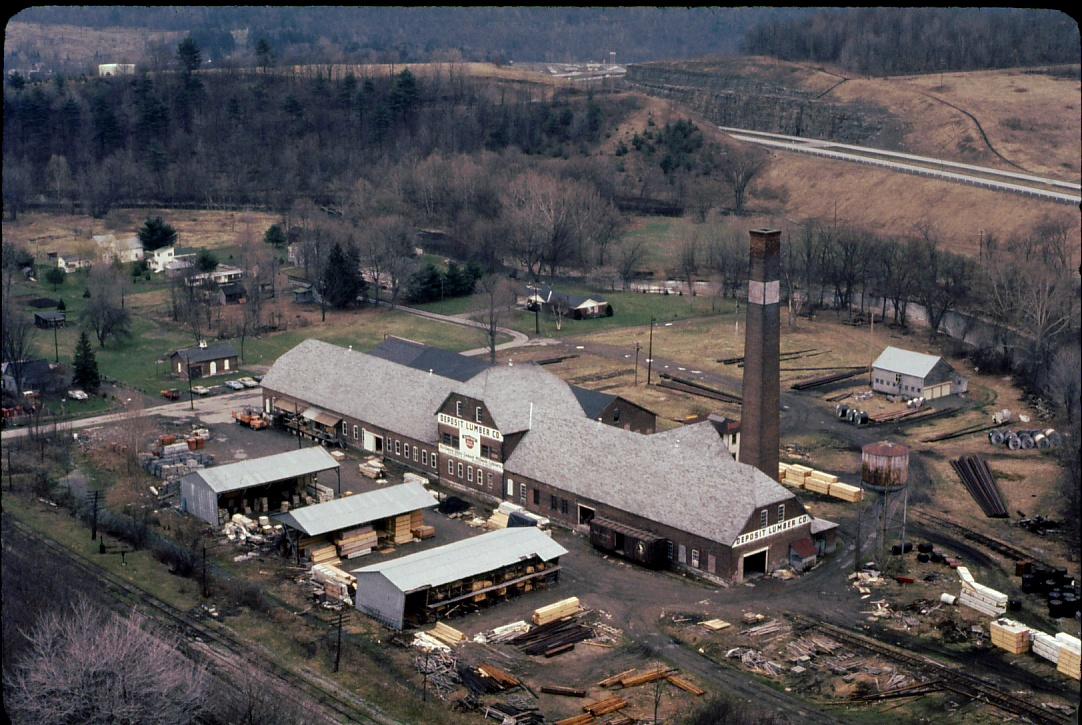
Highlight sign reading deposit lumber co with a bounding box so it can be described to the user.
[438,413,504,473]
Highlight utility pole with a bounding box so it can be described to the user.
[89,490,100,541]
[334,608,344,673]
[186,359,194,411]
[534,301,540,336]
[634,342,641,385]
[202,544,209,598]
[646,317,655,385]
[53,325,59,363]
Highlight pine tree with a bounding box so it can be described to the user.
[138,216,177,251]
[72,331,101,392]
[320,242,364,309]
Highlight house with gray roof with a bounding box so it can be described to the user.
[871,346,967,400]
[169,342,239,379]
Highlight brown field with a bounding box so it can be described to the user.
[4,21,184,68]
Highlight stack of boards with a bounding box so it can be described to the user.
[778,463,863,502]
[956,566,1007,616]
[358,456,386,480]
[533,597,584,626]
[989,618,1031,654]
[312,563,355,603]
[335,525,377,559]
[299,537,341,568]
[390,513,414,545]
[1034,632,1082,680]
[428,622,466,647]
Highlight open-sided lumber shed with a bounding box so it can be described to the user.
[353,527,567,629]
[180,446,340,526]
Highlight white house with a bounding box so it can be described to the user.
[188,264,245,287]
[46,252,92,274]
[93,234,144,264]
[146,246,177,273]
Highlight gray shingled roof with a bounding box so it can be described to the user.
[172,342,239,364]
[371,336,489,382]
[570,385,616,419]
[274,481,436,537]
[458,364,586,433]
[260,339,462,444]
[182,446,339,494]
[505,412,796,545]
[352,527,567,593]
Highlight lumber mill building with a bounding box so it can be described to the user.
[261,337,817,581]
[871,346,968,400]
[353,527,568,629]
[180,446,341,526]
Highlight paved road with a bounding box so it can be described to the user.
[720,126,1081,205]
[0,390,261,442]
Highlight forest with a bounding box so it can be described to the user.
[741,7,1079,75]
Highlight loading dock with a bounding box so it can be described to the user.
[742,548,768,578]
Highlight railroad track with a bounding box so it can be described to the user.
[8,516,396,725]
[789,614,1073,724]
[909,510,1055,570]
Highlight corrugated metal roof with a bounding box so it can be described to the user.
[810,518,838,535]
[352,527,567,594]
[302,406,342,428]
[505,411,797,545]
[274,482,436,537]
[182,446,339,494]
[871,346,942,379]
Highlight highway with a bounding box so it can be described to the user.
[719,126,1082,205]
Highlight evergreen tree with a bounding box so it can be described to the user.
[138,216,178,251]
[263,224,287,248]
[72,331,101,392]
[177,36,202,74]
[195,249,218,272]
[405,263,444,304]
[320,242,365,309]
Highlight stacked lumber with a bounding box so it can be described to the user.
[510,617,594,656]
[410,510,425,530]
[782,464,811,488]
[1056,634,1081,679]
[477,664,520,690]
[358,457,385,479]
[956,567,1007,616]
[829,482,864,502]
[533,597,584,625]
[598,669,636,688]
[555,715,595,725]
[312,563,355,602]
[701,619,731,631]
[335,525,377,559]
[392,514,413,545]
[666,674,705,696]
[1033,631,1063,664]
[412,524,436,539]
[618,668,675,688]
[989,618,1032,654]
[428,622,465,647]
[583,697,628,716]
[804,477,831,495]
[308,543,341,567]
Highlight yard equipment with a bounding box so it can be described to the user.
[161,388,181,400]
[233,407,269,430]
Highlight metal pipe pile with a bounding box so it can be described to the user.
[950,456,1008,518]
[988,428,1061,450]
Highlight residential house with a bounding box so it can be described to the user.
[2,359,65,396]
[46,252,92,274]
[93,234,144,264]
[169,342,240,379]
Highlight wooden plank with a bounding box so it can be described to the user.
[541,685,587,697]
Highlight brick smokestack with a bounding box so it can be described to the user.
[738,228,780,481]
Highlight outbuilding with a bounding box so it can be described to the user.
[33,311,66,329]
[170,342,239,379]
[180,446,341,526]
[871,346,967,400]
[353,527,567,629]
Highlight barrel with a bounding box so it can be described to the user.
[940,593,957,605]
[918,543,934,554]
[917,553,930,563]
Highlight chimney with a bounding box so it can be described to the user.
[738,229,781,481]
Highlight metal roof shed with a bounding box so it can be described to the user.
[274,481,436,537]
[352,528,567,629]
[180,446,340,525]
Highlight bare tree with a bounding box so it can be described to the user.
[677,233,700,301]
[2,302,37,397]
[617,237,649,291]
[81,265,133,348]
[5,597,209,725]
[718,146,766,214]
[478,274,516,363]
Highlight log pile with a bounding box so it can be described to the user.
[335,525,377,559]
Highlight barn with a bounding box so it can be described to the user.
[179,446,341,526]
[871,346,968,400]
[352,527,567,629]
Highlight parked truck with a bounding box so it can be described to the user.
[232,407,269,430]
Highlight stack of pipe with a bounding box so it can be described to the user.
[949,456,1008,517]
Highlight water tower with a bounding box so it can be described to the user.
[860,441,910,562]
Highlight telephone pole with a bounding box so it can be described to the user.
[334,608,344,673]
[646,318,656,385]
[89,490,101,541]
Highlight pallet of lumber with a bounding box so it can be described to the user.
[701,619,731,631]
[989,618,1032,654]
[532,597,583,625]
[410,510,424,529]
[666,674,705,696]
[487,511,510,529]
[1033,632,1063,664]
[808,470,839,484]
[804,479,831,495]
[828,483,864,502]
[429,622,466,646]
[541,685,587,697]
[1056,634,1081,679]
[411,524,436,539]
[392,514,413,544]
[583,697,628,716]
[309,544,340,564]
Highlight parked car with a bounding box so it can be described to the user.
[161,388,181,400]
[237,376,259,388]
[191,385,211,396]
[67,389,89,401]
[224,380,245,390]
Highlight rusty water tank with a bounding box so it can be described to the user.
[861,441,909,492]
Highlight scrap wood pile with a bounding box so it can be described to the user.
[414,650,459,700]
[310,563,355,603]
[473,620,532,644]
[725,648,785,677]
[742,618,792,640]
[849,568,885,596]
[779,463,862,502]
[222,513,282,544]
[482,702,542,724]
[949,456,1008,518]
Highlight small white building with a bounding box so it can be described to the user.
[46,252,92,273]
[188,264,245,287]
[98,63,135,77]
[871,346,967,400]
[146,246,176,273]
[93,234,144,264]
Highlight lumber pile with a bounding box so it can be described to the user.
[307,541,341,567]
[391,514,414,545]
[509,617,594,656]
[487,501,525,530]
[541,685,587,697]
[412,524,436,539]
[956,566,1007,616]
[583,697,628,716]
[1056,634,1081,680]
[828,482,863,502]
[701,618,731,631]
[532,597,584,625]
[950,455,1008,518]
[555,715,595,725]
[616,668,676,688]
[358,456,385,479]
[428,622,466,647]
[311,563,355,602]
[989,618,1032,654]
[779,462,863,502]
[334,525,377,559]
[476,664,520,690]
[666,674,705,696]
